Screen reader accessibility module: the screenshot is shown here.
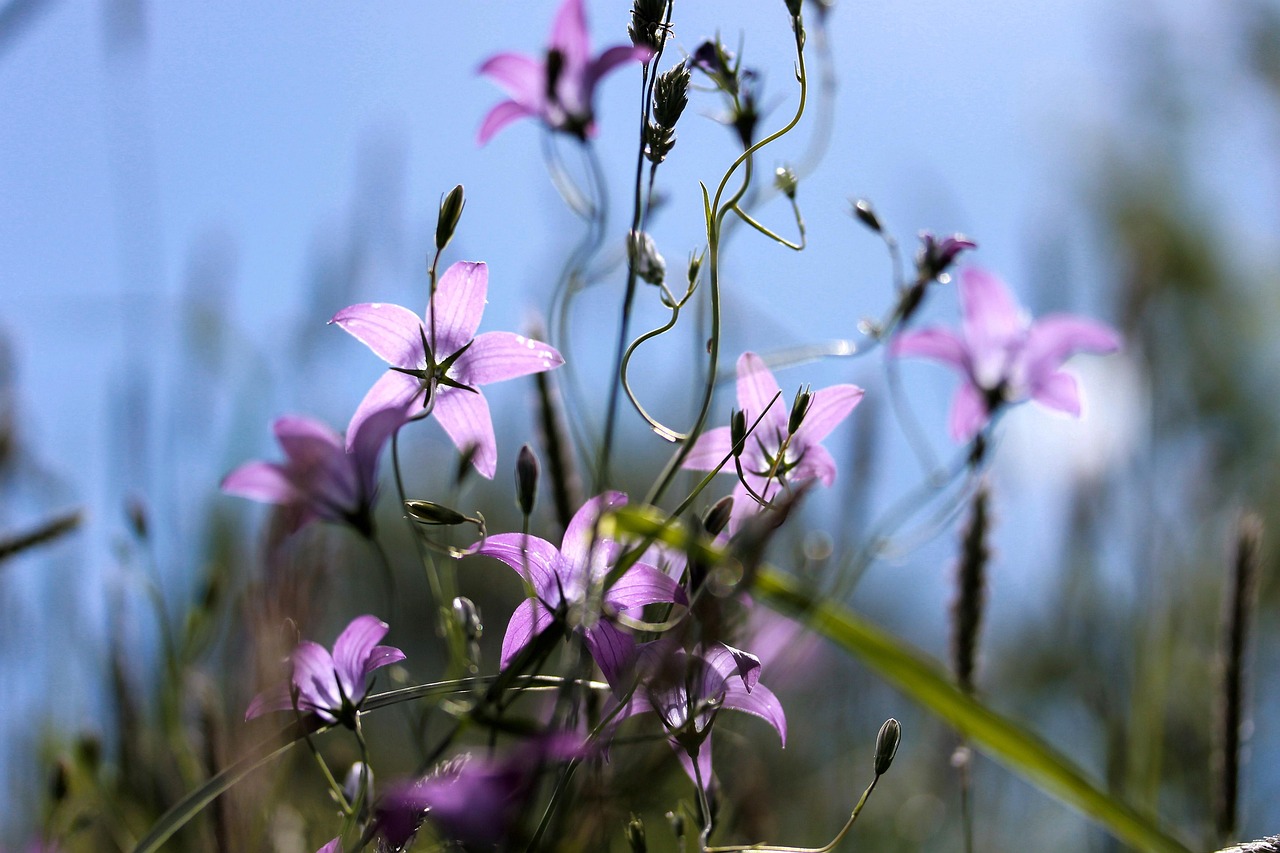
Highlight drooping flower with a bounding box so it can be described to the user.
[892,267,1122,442]
[331,261,563,479]
[468,492,685,687]
[477,0,652,144]
[619,640,786,787]
[374,737,581,851]
[682,352,864,533]
[221,406,401,537]
[246,615,405,726]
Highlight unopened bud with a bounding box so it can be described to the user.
[730,409,747,456]
[515,444,540,516]
[687,252,704,287]
[774,164,799,200]
[343,761,373,805]
[435,184,465,252]
[404,500,468,526]
[852,198,882,233]
[666,811,685,841]
[452,596,483,643]
[874,718,901,776]
[788,386,812,435]
[785,0,803,18]
[625,814,647,852]
[628,231,666,286]
[702,495,735,537]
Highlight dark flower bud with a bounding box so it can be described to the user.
[625,814,647,852]
[874,718,901,776]
[628,0,668,52]
[774,164,799,200]
[733,70,762,149]
[730,409,747,456]
[690,41,732,83]
[788,386,812,435]
[918,231,977,279]
[452,596,483,643]
[628,231,666,286]
[516,444,539,516]
[405,500,468,526]
[666,811,685,842]
[435,184,465,253]
[702,495,735,537]
[785,0,803,17]
[851,198,882,233]
[687,252,704,287]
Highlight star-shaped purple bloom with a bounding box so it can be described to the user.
[477,0,652,144]
[246,615,405,725]
[221,406,401,537]
[892,267,1123,441]
[682,352,864,533]
[469,492,685,687]
[619,640,786,786]
[331,261,563,480]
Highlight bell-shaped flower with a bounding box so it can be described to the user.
[682,352,864,533]
[618,640,786,786]
[477,0,652,144]
[221,406,401,537]
[468,492,685,687]
[892,267,1122,441]
[245,615,405,726]
[331,261,563,479]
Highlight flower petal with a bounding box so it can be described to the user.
[273,416,358,516]
[605,563,686,612]
[346,370,420,453]
[331,302,426,369]
[585,45,652,91]
[348,400,404,502]
[721,680,787,747]
[291,641,341,717]
[316,839,343,853]
[1022,314,1121,384]
[477,52,545,106]
[948,381,989,442]
[548,0,589,70]
[704,643,762,692]
[453,331,563,386]
[960,268,1025,355]
[681,426,733,472]
[793,384,863,444]
[891,327,968,370]
[244,679,295,720]
[471,532,564,602]
[332,615,393,701]
[501,597,555,670]
[432,387,497,478]
[790,442,837,486]
[221,461,298,505]
[583,620,637,688]
[735,352,786,433]
[429,261,488,355]
[561,491,627,568]
[1030,369,1081,416]
[478,99,538,145]
[674,741,715,789]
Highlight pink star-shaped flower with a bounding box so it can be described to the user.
[893,267,1122,441]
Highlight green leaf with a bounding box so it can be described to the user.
[752,568,1193,853]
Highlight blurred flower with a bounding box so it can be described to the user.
[917,231,977,279]
[478,0,651,144]
[682,352,863,532]
[246,615,405,726]
[892,267,1122,442]
[469,492,685,687]
[375,737,581,850]
[331,261,563,479]
[221,408,400,537]
[314,840,341,853]
[619,641,786,786]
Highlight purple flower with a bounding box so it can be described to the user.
[893,267,1123,442]
[375,737,581,850]
[469,492,685,687]
[620,641,786,786]
[917,231,977,278]
[477,0,652,144]
[246,615,405,725]
[682,352,864,533]
[314,840,341,853]
[331,261,563,479]
[221,407,401,537]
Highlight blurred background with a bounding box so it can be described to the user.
[2,0,1278,849]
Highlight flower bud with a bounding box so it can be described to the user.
[774,164,799,200]
[515,444,540,516]
[702,495,735,537]
[343,761,374,806]
[917,231,977,279]
[625,814,647,852]
[785,0,803,18]
[435,184,465,253]
[874,718,901,777]
[404,500,468,526]
[627,231,666,286]
[452,596,483,643]
[730,409,747,457]
[788,386,812,435]
[687,252,704,287]
[851,198,882,233]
